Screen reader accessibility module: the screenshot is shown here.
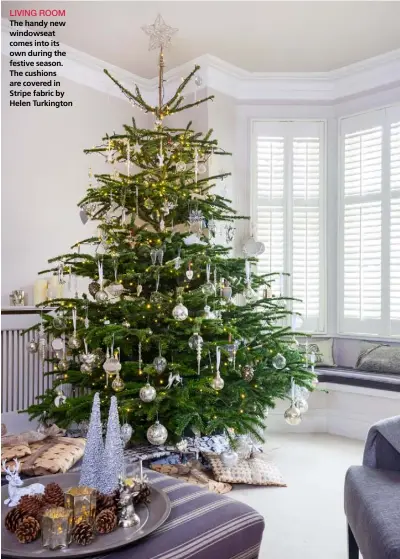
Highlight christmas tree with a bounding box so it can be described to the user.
[26,16,315,443]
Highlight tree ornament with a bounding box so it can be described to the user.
[139,382,156,403]
[197,162,207,174]
[27,340,38,354]
[141,13,179,51]
[144,198,154,210]
[122,319,131,328]
[203,305,216,319]
[102,396,124,494]
[201,263,216,296]
[242,364,254,382]
[108,260,125,297]
[54,389,66,407]
[188,209,204,231]
[44,483,64,507]
[221,279,232,301]
[194,75,203,87]
[172,289,188,321]
[188,332,203,350]
[211,347,224,390]
[120,423,133,445]
[150,249,158,265]
[272,353,286,370]
[95,509,117,534]
[150,272,163,303]
[175,161,186,172]
[147,420,168,445]
[80,362,92,373]
[71,521,94,546]
[88,281,100,299]
[38,320,47,361]
[112,375,125,392]
[93,348,106,366]
[295,399,309,414]
[153,343,167,373]
[53,314,66,331]
[68,309,81,349]
[94,260,108,302]
[220,449,238,468]
[15,516,40,544]
[284,404,302,426]
[103,349,122,386]
[186,263,194,280]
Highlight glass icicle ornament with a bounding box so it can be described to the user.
[210,347,224,390]
[139,382,156,402]
[68,309,81,350]
[284,378,302,425]
[147,419,168,445]
[150,273,163,304]
[243,260,258,302]
[201,264,216,296]
[272,353,286,370]
[38,318,47,360]
[153,343,167,374]
[188,332,203,375]
[150,249,158,265]
[174,247,182,270]
[172,288,188,321]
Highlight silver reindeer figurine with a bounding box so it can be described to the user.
[117,476,140,528]
[3,458,45,507]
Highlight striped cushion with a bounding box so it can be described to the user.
[99,469,264,559]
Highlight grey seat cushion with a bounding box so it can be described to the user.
[318,367,400,392]
[345,466,400,559]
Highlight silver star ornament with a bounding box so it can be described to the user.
[142,14,178,51]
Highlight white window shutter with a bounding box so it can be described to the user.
[253,121,325,332]
[390,120,400,331]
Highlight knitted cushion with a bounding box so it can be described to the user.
[356,342,400,374]
[206,453,286,486]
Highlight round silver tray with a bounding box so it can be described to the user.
[1,472,171,558]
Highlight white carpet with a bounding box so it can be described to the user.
[230,433,364,559]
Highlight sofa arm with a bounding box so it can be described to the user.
[363,415,400,471]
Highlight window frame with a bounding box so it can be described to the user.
[337,104,400,339]
[250,118,327,334]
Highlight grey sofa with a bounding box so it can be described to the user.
[344,416,400,559]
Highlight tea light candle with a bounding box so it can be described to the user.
[64,486,96,526]
[47,275,64,300]
[33,279,48,305]
[41,507,72,550]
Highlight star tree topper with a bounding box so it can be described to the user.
[141,14,178,51]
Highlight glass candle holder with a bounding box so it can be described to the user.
[41,507,72,550]
[64,486,96,526]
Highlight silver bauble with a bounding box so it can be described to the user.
[54,392,67,407]
[197,163,207,174]
[27,340,38,354]
[57,359,69,372]
[241,364,254,382]
[172,302,188,321]
[194,75,203,87]
[150,291,163,304]
[188,333,203,350]
[295,399,309,414]
[88,281,100,298]
[153,356,167,374]
[103,357,121,374]
[68,334,81,350]
[284,404,302,425]
[272,353,287,370]
[220,449,238,468]
[93,348,106,366]
[53,316,66,330]
[120,423,133,444]
[221,285,232,301]
[176,161,186,172]
[112,375,125,392]
[95,289,109,303]
[147,420,168,445]
[201,281,216,296]
[80,362,92,373]
[107,282,125,297]
[139,382,156,402]
[211,373,224,391]
[80,352,96,366]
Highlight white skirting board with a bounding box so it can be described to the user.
[267,383,400,441]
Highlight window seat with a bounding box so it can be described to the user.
[317,367,400,392]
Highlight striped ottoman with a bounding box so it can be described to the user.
[109,468,265,559]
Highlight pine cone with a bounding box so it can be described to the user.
[5,508,24,533]
[18,495,46,520]
[44,482,65,507]
[71,521,95,546]
[95,509,117,534]
[96,491,117,515]
[133,483,151,505]
[15,516,40,544]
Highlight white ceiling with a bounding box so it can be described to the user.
[3,1,400,77]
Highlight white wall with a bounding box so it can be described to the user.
[1,58,146,305]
